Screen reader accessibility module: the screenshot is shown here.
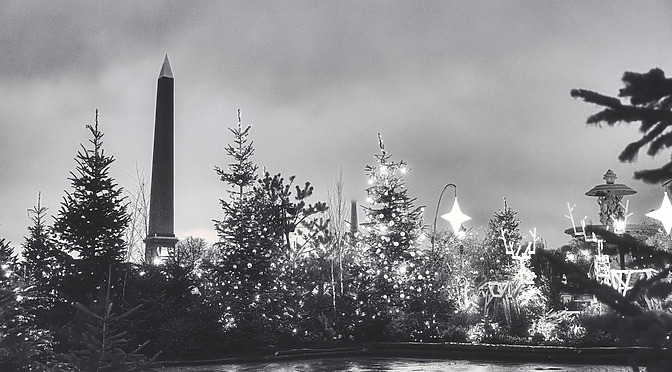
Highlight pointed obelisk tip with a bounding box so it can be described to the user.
[159,53,173,79]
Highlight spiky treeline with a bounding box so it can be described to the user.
[479,199,521,282]
[359,134,424,314]
[53,110,130,302]
[571,68,672,184]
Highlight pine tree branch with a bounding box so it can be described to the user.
[633,161,672,184]
[647,129,672,156]
[571,89,623,109]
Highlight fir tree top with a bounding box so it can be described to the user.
[480,198,521,281]
[215,109,258,195]
[21,192,59,284]
[53,110,129,263]
[487,198,522,247]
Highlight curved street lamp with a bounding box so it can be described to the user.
[431,183,471,250]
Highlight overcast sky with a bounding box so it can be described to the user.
[2,1,672,254]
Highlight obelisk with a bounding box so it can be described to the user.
[145,54,178,263]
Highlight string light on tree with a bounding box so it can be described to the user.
[361,133,424,315]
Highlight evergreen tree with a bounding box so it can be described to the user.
[213,110,268,276]
[22,192,61,290]
[563,70,672,369]
[255,171,329,260]
[212,111,329,348]
[255,170,330,337]
[211,111,285,347]
[20,193,68,335]
[479,199,520,282]
[215,109,258,206]
[53,110,130,303]
[65,270,156,371]
[539,248,672,371]
[571,68,672,183]
[0,238,67,371]
[360,134,424,318]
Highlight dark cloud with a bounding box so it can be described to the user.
[0,2,202,79]
[2,1,672,250]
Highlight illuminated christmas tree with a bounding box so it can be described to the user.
[212,111,279,336]
[479,199,520,282]
[360,134,424,316]
[212,111,328,346]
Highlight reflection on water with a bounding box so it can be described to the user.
[162,357,631,372]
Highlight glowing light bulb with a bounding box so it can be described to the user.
[613,216,626,235]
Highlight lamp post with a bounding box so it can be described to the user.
[431,183,455,251]
[431,183,471,251]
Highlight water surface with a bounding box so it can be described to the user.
[161,357,630,371]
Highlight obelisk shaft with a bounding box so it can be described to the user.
[145,55,178,262]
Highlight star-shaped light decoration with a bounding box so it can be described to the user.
[646,192,672,235]
[441,196,471,236]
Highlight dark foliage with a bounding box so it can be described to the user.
[572,68,672,183]
[538,248,672,371]
[0,239,71,371]
[64,280,157,371]
[119,262,225,360]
